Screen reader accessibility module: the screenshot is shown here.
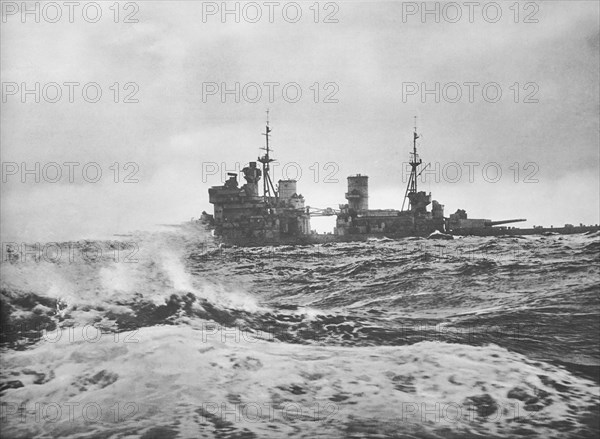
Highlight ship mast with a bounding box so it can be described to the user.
[258,109,278,205]
[401,116,422,211]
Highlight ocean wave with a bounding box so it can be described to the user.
[2,230,599,437]
[1,325,598,439]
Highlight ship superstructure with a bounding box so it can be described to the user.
[208,113,310,242]
[334,119,446,236]
[202,115,574,245]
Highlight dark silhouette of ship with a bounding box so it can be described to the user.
[202,115,599,245]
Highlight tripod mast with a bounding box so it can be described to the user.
[258,109,278,204]
[401,116,422,211]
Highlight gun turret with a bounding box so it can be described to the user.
[484,219,527,227]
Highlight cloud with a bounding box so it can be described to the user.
[1,1,598,240]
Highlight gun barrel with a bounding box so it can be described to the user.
[484,219,527,227]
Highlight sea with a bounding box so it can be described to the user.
[1,225,599,438]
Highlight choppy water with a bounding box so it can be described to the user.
[1,226,599,438]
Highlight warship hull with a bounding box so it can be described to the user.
[449,225,600,238]
[205,225,600,247]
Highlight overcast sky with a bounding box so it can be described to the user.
[1,1,599,241]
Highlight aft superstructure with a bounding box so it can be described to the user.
[334,119,445,236]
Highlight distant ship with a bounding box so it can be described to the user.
[201,115,599,246]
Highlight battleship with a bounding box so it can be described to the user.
[202,116,599,246]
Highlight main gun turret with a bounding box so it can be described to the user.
[484,219,527,227]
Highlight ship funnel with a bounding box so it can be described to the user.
[345,175,369,211]
[278,180,297,200]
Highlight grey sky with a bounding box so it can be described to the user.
[1,1,598,241]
